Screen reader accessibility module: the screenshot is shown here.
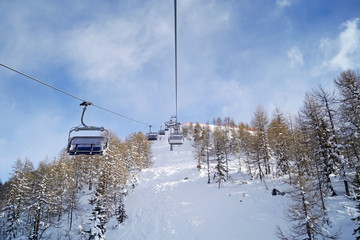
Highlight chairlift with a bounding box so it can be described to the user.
[168,120,184,151]
[146,125,158,141]
[158,126,165,136]
[168,131,184,145]
[67,102,109,155]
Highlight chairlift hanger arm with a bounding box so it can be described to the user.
[80,101,92,127]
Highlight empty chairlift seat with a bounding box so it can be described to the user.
[67,135,109,155]
[146,132,158,141]
[168,132,184,145]
[67,125,109,156]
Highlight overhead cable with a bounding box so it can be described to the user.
[174,0,178,123]
[0,63,149,126]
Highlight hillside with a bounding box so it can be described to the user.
[105,134,355,240]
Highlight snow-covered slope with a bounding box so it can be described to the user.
[107,135,292,239]
[104,133,356,240]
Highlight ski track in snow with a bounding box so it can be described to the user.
[106,135,356,240]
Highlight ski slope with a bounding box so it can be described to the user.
[107,135,292,240]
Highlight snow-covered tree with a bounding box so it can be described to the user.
[277,154,340,240]
[334,70,360,170]
[267,107,292,177]
[299,93,337,198]
[313,85,350,196]
[249,105,270,179]
[0,158,34,239]
[352,173,360,239]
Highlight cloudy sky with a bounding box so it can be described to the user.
[1,0,359,181]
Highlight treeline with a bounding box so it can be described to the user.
[0,131,151,240]
[183,69,360,239]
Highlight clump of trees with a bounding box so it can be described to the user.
[186,69,360,239]
[0,131,151,240]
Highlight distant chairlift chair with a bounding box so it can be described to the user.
[168,126,184,151]
[158,126,165,136]
[146,125,158,141]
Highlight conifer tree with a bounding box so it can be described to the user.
[88,172,108,240]
[277,151,340,240]
[313,85,350,195]
[299,93,337,197]
[193,122,204,170]
[116,194,127,225]
[267,107,291,177]
[250,105,270,179]
[1,159,32,239]
[334,70,360,171]
[213,120,228,187]
[352,173,360,239]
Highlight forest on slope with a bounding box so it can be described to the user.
[180,69,360,239]
[0,132,151,239]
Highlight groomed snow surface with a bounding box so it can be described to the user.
[106,136,356,240]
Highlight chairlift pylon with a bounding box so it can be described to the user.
[67,101,109,155]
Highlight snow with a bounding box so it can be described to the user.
[4,130,358,239]
[106,135,291,240]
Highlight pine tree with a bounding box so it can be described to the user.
[334,70,360,170]
[28,161,58,240]
[299,93,337,197]
[192,122,204,170]
[88,172,108,240]
[1,159,34,239]
[267,107,292,177]
[250,105,270,179]
[116,194,127,225]
[213,123,227,188]
[313,85,350,196]
[352,173,360,239]
[201,123,212,184]
[277,153,340,240]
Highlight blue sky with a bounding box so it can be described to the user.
[0,0,359,181]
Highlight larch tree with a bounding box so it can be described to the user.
[313,84,350,196]
[250,105,270,179]
[334,70,360,170]
[213,121,227,188]
[267,107,292,177]
[299,93,337,198]
[193,122,205,171]
[277,124,340,240]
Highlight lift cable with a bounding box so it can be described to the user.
[0,63,150,126]
[174,0,178,123]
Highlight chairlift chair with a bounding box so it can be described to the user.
[146,132,158,141]
[158,126,165,135]
[67,102,109,155]
[168,131,184,145]
[146,125,158,141]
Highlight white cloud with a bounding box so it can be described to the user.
[64,13,172,84]
[287,46,303,67]
[274,0,293,16]
[276,0,292,8]
[330,18,360,70]
[318,18,360,72]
